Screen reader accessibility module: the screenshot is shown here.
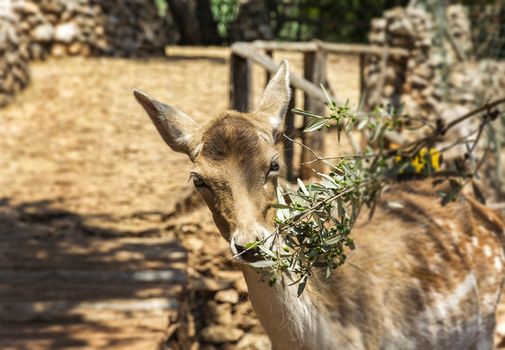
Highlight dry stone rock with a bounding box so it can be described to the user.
[12,0,173,59]
[215,289,240,304]
[365,4,503,125]
[54,22,79,43]
[236,334,271,350]
[0,15,30,108]
[32,23,53,41]
[208,301,234,325]
[201,325,244,343]
[214,269,243,282]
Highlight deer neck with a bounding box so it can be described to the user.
[240,266,339,350]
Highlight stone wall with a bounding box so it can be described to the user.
[0,0,173,108]
[365,4,505,201]
[365,5,505,121]
[367,6,440,119]
[0,13,30,107]
[12,0,170,59]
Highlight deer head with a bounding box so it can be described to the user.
[134,61,291,262]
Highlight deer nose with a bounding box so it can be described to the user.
[233,243,262,262]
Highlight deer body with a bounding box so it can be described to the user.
[243,181,505,350]
[134,61,505,349]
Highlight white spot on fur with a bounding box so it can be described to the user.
[387,201,404,209]
[495,256,503,271]
[434,218,445,226]
[483,245,492,257]
[429,264,440,273]
[472,236,479,247]
[428,273,476,319]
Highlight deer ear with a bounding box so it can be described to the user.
[133,89,198,159]
[255,60,291,137]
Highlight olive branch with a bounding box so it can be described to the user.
[236,95,505,295]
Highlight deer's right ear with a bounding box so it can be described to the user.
[133,89,198,160]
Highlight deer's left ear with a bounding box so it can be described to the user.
[255,60,291,139]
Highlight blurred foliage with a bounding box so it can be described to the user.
[156,0,504,53]
[266,0,408,42]
[210,0,239,38]
[154,0,168,16]
[155,0,409,43]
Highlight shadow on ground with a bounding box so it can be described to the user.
[0,197,187,350]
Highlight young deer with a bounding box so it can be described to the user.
[134,61,505,350]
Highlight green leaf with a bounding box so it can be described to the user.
[259,245,277,258]
[297,178,310,196]
[321,84,334,107]
[268,275,277,286]
[439,183,462,206]
[297,276,308,297]
[304,118,327,132]
[292,109,324,119]
[337,198,345,218]
[249,260,276,269]
[276,186,291,221]
[357,118,368,130]
[245,241,260,249]
[324,235,341,245]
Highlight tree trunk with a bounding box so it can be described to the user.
[196,0,220,45]
[166,0,200,45]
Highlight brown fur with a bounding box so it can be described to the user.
[308,180,505,348]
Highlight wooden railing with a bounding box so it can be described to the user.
[229,40,408,181]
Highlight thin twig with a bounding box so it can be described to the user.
[445,98,505,131]
[387,97,505,157]
[282,133,335,168]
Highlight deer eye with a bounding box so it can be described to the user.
[191,173,206,187]
[269,159,280,173]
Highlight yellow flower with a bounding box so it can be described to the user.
[429,148,441,171]
[395,147,440,175]
[411,149,426,173]
[412,147,440,173]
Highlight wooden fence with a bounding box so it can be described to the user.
[229,40,408,181]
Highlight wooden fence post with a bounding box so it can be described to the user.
[265,50,273,84]
[359,53,366,105]
[230,53,252,112]
[283,89,296,182]
[301,48,327,179]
